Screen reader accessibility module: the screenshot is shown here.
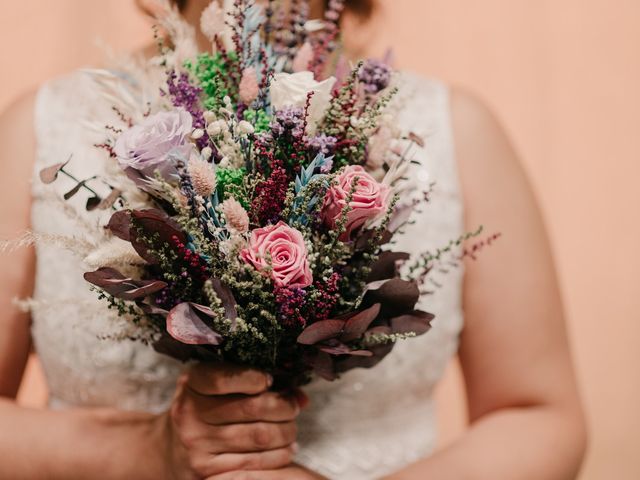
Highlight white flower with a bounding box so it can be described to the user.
[304,19,327,33]
[207,120,224,136]
[237,120,255,135]
[270,72,336,133]
[201,146,213,160]
[203,111,216,123]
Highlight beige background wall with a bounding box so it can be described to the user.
[1,1,639,478]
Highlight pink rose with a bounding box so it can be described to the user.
[240,221,313,288]
[323,165,391,241]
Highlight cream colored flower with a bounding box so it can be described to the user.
[221,197,249,234]
[200,0,234,50]
[270,72,336,133]
[188,157,216,198]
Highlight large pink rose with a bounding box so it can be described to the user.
[240,221,313,288]
[323,165,391,241]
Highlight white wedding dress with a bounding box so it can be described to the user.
[30,68,464,480]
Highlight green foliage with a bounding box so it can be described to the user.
[184,52,239,110]
[243,109,272,133]
[215,167,251,207]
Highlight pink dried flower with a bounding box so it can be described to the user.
[239,67,260,105]
[292,42,314,73]
[187,157,216,198]
[200,1,225,41]
[221,197,249,234]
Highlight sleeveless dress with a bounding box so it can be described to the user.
[30,68,465,480]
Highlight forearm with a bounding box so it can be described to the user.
[0,397,166,480]
[384,405,586,480]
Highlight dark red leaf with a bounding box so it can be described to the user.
[297,319,345,345]
[106,210,133,241]
[210,278,238,322]
[340,303,381,342]
[391,310,435,336]
[63,181,85,200]
[363,278,420,315]
[152,331,219,362]
[318,342,352,355]
[166,303,223,345]
[335,343,394,373]
[319,339,374,357]
[137,302,169,316]
[39,161,69,184]
[97,188,122,210]
[130,209,187,264]
[86,196,102,211]
[312,352,337,381]
[354,228,393,251]
[408,131,426,147]
[367,251,410,282]
[84,268,167,301]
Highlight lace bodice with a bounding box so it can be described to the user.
[30,69,464,479]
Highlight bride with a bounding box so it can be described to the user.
[0,0,587,478]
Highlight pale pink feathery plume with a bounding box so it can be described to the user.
[239,67,260,105]
[200,0,226,41]
[292,42,314,73]
[221,197,249,234]
[188,157,217,198]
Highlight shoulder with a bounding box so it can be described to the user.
[0,88,37,136]
[447,85,537,227]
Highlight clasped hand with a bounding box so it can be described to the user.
[160,362,316,479]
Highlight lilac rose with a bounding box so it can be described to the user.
[114,108,193,182]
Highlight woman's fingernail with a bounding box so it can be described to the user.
[266,374,274,387]
[292,442,300,453]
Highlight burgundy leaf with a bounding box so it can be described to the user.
[189,303,216,318]
[363,278,421,315]
[340,303,381,343]
[39,161,69,184]
[84,268,167,301]
[367,251,410,282]
[106,210,133,241]
[297,319,345,345]
[408,131,426,147]
[335,343,394,373]
[152,331,219,363]
[166,303,223,345]
[86,196,102,211]
[318,342,353,355]
[312,352,337,381]
[210,278,238,322]
[97,188,122,210]
[130,209,187,264]
[117,281,168,301]
[319,339,374,357]
[354,228,393,251]
[63,181,85,200]
[391,310,435,336]
[137,302,169,316]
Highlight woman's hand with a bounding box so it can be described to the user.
[159,362,304,479]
